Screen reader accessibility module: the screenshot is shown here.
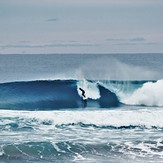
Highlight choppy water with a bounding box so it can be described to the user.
[1,108,163,162]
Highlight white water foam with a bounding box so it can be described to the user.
[77,80,100,100]
[99,79,163,107]
[122,79,163,107]
[1,108,163,128]
[1,109,163,161]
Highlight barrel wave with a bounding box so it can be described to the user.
[0,80,119,110]
[1,79,163,110]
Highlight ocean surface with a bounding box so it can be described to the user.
[0,53,163,163]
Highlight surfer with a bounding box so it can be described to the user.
[79,88,86,98]
[79,88,87,108]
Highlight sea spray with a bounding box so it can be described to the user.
[77,80,100,100]
[122,80,163,106]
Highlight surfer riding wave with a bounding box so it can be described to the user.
[79,88,87,107]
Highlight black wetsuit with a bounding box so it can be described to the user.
[79,88,87,107]
[79,88,86,98]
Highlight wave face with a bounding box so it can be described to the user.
[1,79,163,110]
[0,80,119,110]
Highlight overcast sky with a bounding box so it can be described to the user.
[0,0,163,54]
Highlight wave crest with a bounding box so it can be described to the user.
[121,80,163,106]
[0,79,163,109]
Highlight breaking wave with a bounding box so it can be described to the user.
[97,79,163,107]
[0,79,162,110]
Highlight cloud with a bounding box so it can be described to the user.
[106,37,146,42]
[46,18,58,22]
[130,37,146,42]
[114,42,163,46]
[0,42,100,49]
[105,37,163,46]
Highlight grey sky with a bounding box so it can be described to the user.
[0,0,163,54]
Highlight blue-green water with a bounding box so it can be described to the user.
[0,54,163,162]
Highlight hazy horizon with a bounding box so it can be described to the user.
[0,0,163,54]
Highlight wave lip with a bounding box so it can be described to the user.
[121,79,163,107]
